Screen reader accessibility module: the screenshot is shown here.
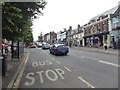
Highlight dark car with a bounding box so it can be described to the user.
[49,44,69,55]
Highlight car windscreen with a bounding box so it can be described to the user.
[57,45,67,48]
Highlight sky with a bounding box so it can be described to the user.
[32,0,120,41]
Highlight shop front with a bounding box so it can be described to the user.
[84,31,110,47]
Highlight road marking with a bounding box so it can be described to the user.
[80,56,84,58]
[12,53,29,88]
[82,56,119,67]
[42,50,51,57]
[49,55,51,57]
[42,51,46,53]
[99,61,120,67]
[82,56,99,61]
[72,54,82,58]
[56,61,61,64]
[78,77,95,88]
[52,58,55,60]
[25,72,36,86]
[25,69,65,85]
[46,70,59,82]
[64,66,71,72]
[77,51,83,52]
[32,61,52,67]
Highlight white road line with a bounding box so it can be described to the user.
[64,66,71,72]
[72,54,82,58]
[78,77,95,88]
[72,54,86,59]
[56,61,61,64]
[83,56,99,61]
[52,58,55,60]
[82,56,119,67]
[99,61,120,67]
[13,53,29,88]
[49,55,51,57]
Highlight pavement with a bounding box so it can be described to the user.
[2,51,28,89]
[1,46,119,89]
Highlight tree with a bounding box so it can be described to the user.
[2,1,47,42]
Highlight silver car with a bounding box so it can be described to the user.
[42,43,50,49]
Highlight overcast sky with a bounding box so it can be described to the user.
[32,0,120,41]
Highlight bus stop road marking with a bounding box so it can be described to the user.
[78,77,95,88]
[12,53,29,88]
[64,66,71,72]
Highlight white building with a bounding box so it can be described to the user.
[57,31,67,44]
[47,34,50,43]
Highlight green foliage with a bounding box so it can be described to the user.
[2,1,47,42]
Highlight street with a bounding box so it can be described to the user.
[17,47,118,88]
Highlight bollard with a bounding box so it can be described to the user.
[2,54,7,77]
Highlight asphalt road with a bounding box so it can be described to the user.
[18,47,118,88]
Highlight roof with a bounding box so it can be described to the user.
[91,6,118,20]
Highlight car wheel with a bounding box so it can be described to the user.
[53,52,57,55]
[64,53,67,55]
[50,50,52,54]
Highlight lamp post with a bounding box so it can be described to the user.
[69,26,72,47]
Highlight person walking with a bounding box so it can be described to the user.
[5,43,8,54]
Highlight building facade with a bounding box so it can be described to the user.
[38,33,43,42]
[73,25,84,46]
[66,26,73,46]
[50,31,57,44]
[111,3,120,48]
[83,6,119,48]
[43,33,49,43]
[57,30,67,44]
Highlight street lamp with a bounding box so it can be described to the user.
[69,26,72,47]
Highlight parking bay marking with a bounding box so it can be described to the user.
[78,77,95,88]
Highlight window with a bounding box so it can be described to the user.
[98,23,101,32]
[103,21,108,31]
[94,25,97,34]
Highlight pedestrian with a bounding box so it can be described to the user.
[97,42,101,48]
[104,42,107,50]
[5,43,8,54]
[113,42,116,49]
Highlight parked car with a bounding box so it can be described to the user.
[49,44,69,55]
[37,42,43,48]
[42,43,50,49]
[28,43,37,48]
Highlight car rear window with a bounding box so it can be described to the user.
[57,45,67,48]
